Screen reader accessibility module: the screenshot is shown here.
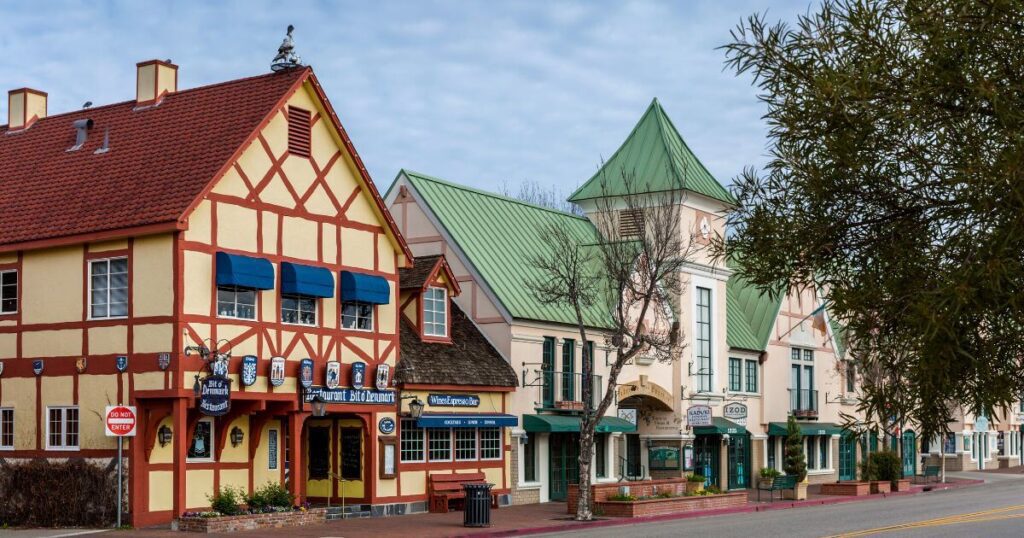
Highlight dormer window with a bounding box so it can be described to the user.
[423,286,448,337]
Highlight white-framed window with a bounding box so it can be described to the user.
[0,270,17,314]
[187,418,214,462]
[480,428,501,460]
[423,287,447,337]
[695,286,713,392]
[399,418,424,462]
[341,301,374,331]
[0,408,13,449]
[454,428,478,461]
[428,428,452,461]
[217,285,257,320]
[281,294,316,326]
[46,406,79,450]
[804,436,830,471]
[89,257,128,319]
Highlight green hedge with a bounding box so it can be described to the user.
[0,459,121,527]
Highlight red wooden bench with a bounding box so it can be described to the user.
[427,472,498,513]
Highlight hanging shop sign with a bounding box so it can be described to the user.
[427,394,480,407]
[32,360,44,375]
[723,402,748,426]
[304,386,397,405]
[75,358,87,374]
[241,355,258,386]
[975,415,989,433]
[198,376,232,416]
[378,417,396,435]
[687,405,712,427]
[211,357,228,377]
[115,355,128,373]
[157,352,171,371]
[351,361,366,390]
[618,408,638,426]
[325,361,341,389]
[299,358,314,389]
[375,363,390,390]
[270,357,286,387]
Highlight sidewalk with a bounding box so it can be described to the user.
[124,477,982,537]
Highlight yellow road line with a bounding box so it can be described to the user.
[826,504,1024,537]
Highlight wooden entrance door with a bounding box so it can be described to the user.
[549,433,579,501]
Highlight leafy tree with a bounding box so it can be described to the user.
[784,416,807,482]
[717,0,1024,441]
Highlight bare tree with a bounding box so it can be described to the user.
[528,169,698,520]
[500,179,584,216]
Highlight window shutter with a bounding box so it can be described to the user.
[619,209,644,237]
[287,106,312,157]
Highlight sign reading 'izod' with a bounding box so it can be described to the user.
[104,405,137,437]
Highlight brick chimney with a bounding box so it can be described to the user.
[136,59,178,106]
[7,88,47,130]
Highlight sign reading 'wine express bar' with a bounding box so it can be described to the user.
[427,394,481,407]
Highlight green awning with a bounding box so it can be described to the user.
[523,414,636,433]
[768,422,845,437]
[693,417,747,436]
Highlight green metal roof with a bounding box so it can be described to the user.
[391,170,612,328]
[768,422,845,437]
[726,272,783,352]
[568,98,735,205]
[522,414,636,433]
[692,417,747,436]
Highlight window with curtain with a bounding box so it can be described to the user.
[90,258,128,318]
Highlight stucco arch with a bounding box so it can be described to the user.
[617,376,674,412]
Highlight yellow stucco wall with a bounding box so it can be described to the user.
[148,471,174,512]
[400,470,427,496]
[0,377,35,450]
[133,234,174,317]
[186,469,214,509]
[23,329,82,358]
[252,419,283,490]
[22,246,83,324]
[88,325,127,355]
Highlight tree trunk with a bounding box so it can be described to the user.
[576,427,594,521]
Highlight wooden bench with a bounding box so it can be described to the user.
[427,472,499,513]
[757,475,797,502]
[917,465,940,483]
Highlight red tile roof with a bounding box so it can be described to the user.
[0,68,307,247]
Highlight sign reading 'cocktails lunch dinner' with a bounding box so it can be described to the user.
[304,386,397,405]
[427,394,480,407]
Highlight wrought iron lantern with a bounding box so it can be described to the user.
[408,397,425,419]
[158,425,173,447]
[310,394,327,417]
[230,426,244,447]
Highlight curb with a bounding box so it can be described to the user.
[464,480,986,537]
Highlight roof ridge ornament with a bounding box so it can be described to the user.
[271,24,303,72]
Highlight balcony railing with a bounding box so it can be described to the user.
[789,389,819,418]
[523,369,603,411]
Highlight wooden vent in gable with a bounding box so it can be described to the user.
[619,209,645,237]
[287,106,312,157]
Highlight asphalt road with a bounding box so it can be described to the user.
[540,471,1024,538]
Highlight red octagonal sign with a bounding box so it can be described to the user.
[105,405,137,437]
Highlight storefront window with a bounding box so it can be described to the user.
[400,419,424,462]
[480,428,501,460]
[943,433,956,454]
[595,433,607,477]
[806,437,817,469]
[523,433,537,482]
[767,436,777,470]
[187,418,213,461]
[819,437,828,469]
[649,445,681,470]
[455,428,478,460]
[428,428,452,461]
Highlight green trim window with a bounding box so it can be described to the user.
[595,433,607,478]
[562,339,575,402]
[767,436,777,470]
[542,337,555,408]
[728,358,742,392]
[523,433,537,482]
[846,361,857,393]
[819,436,828,469]
[806,436,817,469]
[695,287,712,392]
[745,359,758,393]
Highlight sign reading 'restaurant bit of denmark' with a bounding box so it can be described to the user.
[305,386,396,405]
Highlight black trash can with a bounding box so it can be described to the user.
[462,482,494,527]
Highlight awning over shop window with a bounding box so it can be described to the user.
[693,417,747,436]
[281,262,334,298]
[768,422,845,437]
[522,414,636,433]
[417,414,519,428]
[340,271,390,304]
[215,252,275,290]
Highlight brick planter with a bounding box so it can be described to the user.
[870,481,891,494]
[890,479,912,492]
[176,509,326,533]
[567,478,746,518]
[820,481,870,496]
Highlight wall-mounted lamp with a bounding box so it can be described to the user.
[310,394,327,417]
[408,397,425,419]
[722,433,731,444]
[193,374,201,398]
[158,425,173,447]
[230,426,244,447]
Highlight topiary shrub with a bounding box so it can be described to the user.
[784,416,807,482]
[869,450,903,482]
[0,458,120,527]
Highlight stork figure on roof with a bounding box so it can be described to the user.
[271,25,302,71]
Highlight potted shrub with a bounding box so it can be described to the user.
[758,467,781,490]
[861,452,891,493]
[872,449,908,491]
[783,416,808,500]
[685,473,706,494]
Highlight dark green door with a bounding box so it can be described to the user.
[727,433,750,489]
[626,434,642,479]
[839,433,856,481]
[549,433,579,501]
[902,431,916,477]
[694,435,720,488]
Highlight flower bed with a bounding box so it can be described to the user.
[820,481,870,496]
[176,508,326,533]
[567,478,746,518]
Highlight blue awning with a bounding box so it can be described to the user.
[215,252,275,290]
[281,262,334,298]
[340,271,390,304]
[417,414,519,428]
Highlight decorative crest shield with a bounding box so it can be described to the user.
[157,353,171,371]
[211,357,228,377]
[241,355,258,386]
[299,358,314,389]
[75,357,87,374]
[351,361,366,390]
[270,357,286,387]
[115,355,128,373]
[32,359,44,375]
[375,363,391,391]
[325,361,341,389]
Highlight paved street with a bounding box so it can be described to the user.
[543,472,1024,538]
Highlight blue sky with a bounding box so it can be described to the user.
[0,1,809,197]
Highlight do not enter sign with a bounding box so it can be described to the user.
[104,405,137,437]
